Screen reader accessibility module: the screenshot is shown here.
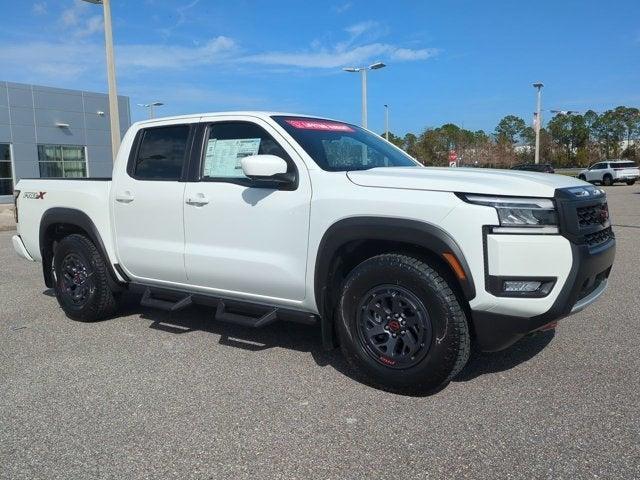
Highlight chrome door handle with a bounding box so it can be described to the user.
[115,191,135,203]
[186,194,209,206]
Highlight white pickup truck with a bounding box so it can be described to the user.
[12,112,615,394]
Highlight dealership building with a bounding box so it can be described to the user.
[0,81,131,202]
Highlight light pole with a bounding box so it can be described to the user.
[343,62,386,128]
[533,82,544,164]
[384,104,389,140]
[138,102,164,119]
[83,0,121,160]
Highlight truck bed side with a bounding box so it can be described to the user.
[15,178,116,267]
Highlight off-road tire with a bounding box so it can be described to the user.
[53,234,117,322]
[336,253,470,395]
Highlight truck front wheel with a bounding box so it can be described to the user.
[53,234,117,322]
[336,254,470,395]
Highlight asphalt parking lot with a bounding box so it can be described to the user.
[1,185,639,479]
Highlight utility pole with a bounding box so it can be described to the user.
[533,82,544,164]
[82,0,121,160]
[343,62,386,129]
[384,104,389,140]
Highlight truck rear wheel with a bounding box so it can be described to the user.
[336,254,470,395]
[53,234,117,322]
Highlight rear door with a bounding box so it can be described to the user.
[183,116,312,304]
[111,120,197,283]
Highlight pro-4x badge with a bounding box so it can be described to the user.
[23,191,46,199]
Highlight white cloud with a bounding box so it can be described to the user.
[345,20,379,38]
[32,2,47,15]
[118,36,238,68]
[333,2,353,14]
[59,0,104,38]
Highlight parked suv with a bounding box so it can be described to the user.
[12,112,616,394]
[510,163,555,173]
[578,160,639,186]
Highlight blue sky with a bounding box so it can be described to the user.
[1,0,638,135]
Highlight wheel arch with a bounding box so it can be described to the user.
[39,208,125,291]
[314,216,476,349]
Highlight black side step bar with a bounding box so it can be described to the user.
[215,300,278,328]
[140,288,193,312]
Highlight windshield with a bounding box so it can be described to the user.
[273,116,419,171]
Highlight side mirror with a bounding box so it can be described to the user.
[241,154,288,179]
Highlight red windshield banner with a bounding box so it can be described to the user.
[285,119,355,132]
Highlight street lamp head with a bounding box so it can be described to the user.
[369,61,386,70]
[150,102,164,107]
[342,67,359,73]
[81,0,103,3]
[533,82,544,89]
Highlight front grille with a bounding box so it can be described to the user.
[584,227,613,247]
[577,203,608,228]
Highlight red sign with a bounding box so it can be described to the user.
[285,119,355,132]
[449,150,458,161]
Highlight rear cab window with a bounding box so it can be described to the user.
[129,125,191,180]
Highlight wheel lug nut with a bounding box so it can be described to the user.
[392,333,397,338]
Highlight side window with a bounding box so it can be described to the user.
[132,125,190,180]
[202,122,292,180]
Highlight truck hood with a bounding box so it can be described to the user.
[346,167,586,197]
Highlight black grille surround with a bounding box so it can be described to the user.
[554,188,614,248]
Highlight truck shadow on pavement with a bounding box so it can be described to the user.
[111,292,555,390]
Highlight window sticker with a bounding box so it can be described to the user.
[285,119,355,132]
[203,138,261,177]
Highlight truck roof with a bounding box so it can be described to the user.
[132,111,335,128]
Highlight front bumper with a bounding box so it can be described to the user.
[472,237,615,351]
[470,186,615,352]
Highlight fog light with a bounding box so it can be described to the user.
[503,281,542,292]
[502,280,554,295]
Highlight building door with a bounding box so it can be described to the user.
[0,144,13,201]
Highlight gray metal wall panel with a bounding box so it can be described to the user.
[87,145,112,164]
[9,106,34,126]
[85,129,110,146]
[83,113,109,131]
[35,109,84,129]
[82,94,109,113]
[36,126,82,145]
[34,90,84,112]
[0,107,10,125]
[8,88,34,109]
[11,125,36,143]
[0,84,7,107]
[88,161,113,177]
[12,143,39,179]
[0,125,11,142]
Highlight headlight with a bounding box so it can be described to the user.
[462,194,558,227]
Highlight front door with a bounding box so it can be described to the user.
[183,117,311,304]
[111,121,195,284]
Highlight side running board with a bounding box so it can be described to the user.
[140,288,193,312]
[215,300,278,328]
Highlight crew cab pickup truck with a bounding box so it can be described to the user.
[12,112,616,394]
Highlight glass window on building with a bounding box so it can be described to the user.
[0,144,12,196]
[37,145,87,178]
